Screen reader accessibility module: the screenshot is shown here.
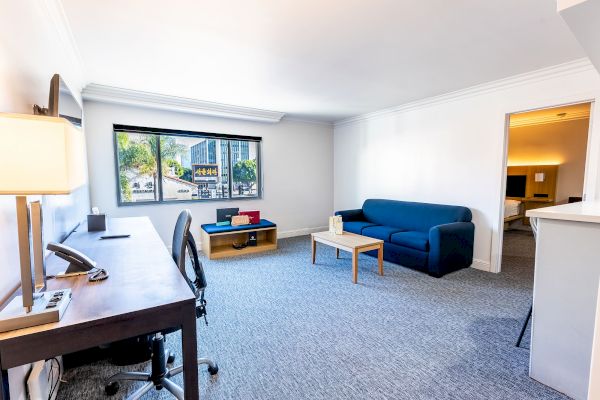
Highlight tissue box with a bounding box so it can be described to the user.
[87,214,106,231]
[239,210,260,224]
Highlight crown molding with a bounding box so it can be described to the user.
[281,116,334,127]
[335,58,595,127]
[509,109,590,128]
[38,0,86,91]
[82,84,286,123]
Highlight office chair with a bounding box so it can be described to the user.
[516,216,537,348]
[105,210,218,399]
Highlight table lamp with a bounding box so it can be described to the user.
[0,113,86,332]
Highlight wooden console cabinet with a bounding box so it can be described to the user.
[200,225,277,260]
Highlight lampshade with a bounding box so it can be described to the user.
[0,113,86,195]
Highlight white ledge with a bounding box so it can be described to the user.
[526,201,600,224]
[82,84,285,123]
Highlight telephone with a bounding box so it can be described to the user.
[47,242,109,281]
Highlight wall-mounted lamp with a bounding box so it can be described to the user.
[535,172,545,183]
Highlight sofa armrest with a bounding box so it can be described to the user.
[428,222,474,277]
[335,209,364,222]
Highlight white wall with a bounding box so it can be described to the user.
[83,101,334,244]
[508,118,590,204]
[334,60,600,272]
[0,1,88,398]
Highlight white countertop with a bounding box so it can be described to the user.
[526,201,600,224]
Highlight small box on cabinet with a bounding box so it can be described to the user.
[239,210,260,224]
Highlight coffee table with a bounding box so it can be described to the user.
[311,231,384,283]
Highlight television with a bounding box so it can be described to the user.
[48,74,82,127]
[506,175,526,198]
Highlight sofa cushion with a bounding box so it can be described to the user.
[361,225,405,242]
[362,199,472,232]
[390,231,429,251]
[343,221,378,235]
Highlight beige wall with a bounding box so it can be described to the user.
[508,118,590,204]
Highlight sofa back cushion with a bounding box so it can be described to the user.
[362,199,472,232]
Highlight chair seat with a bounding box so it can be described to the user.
[361,225,405,241]
[343,221,378,235]
[390,231,429,251]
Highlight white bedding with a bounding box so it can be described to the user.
[504,199,521,218]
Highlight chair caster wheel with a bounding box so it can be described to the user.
[105,381,120,396]
[167,351,176,364]
[208,364,219,375]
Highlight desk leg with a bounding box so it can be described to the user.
[311,237,316,264]
[181,303,199,400]
[352,249,358,284]
[336,248,340,259]
[1,367,8,400]
[378,243,384,276]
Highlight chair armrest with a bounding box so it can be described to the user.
[335,209,364,222]
[428,222,474,277]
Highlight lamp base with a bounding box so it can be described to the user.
[0,289,71,333]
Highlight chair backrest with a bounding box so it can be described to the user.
[172,210,208,302]
[172,209,192,272]
[186,234,207,296]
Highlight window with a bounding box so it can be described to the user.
[114,125,261,205]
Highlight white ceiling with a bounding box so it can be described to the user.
[61,0,585,123]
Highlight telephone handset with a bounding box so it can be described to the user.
[47,242,108,281]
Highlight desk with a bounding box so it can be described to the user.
[0,217,199,400]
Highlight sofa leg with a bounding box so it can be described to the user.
[428,271,443,278]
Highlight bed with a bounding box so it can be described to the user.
[504,199,523,226]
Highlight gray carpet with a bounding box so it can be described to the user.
[57,232,567,399]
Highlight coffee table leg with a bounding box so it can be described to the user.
[336,248,340,259]
[352,249,358,284]
[311,236,316,264]
[378,243,384,276]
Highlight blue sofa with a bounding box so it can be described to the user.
[336,199,474,277]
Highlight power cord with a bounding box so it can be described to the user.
[46,357,61,400]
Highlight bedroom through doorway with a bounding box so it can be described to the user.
[500,102,592,274]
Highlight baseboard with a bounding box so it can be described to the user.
[470,258,491,272]
[278,226,328,239]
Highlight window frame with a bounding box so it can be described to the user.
[113,124,262,206]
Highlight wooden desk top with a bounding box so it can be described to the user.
[0,217,194,342]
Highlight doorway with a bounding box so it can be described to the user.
[499,102,592,274]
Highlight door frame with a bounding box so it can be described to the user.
[492,97,597,273]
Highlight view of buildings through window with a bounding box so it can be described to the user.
[115,128,260,204]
